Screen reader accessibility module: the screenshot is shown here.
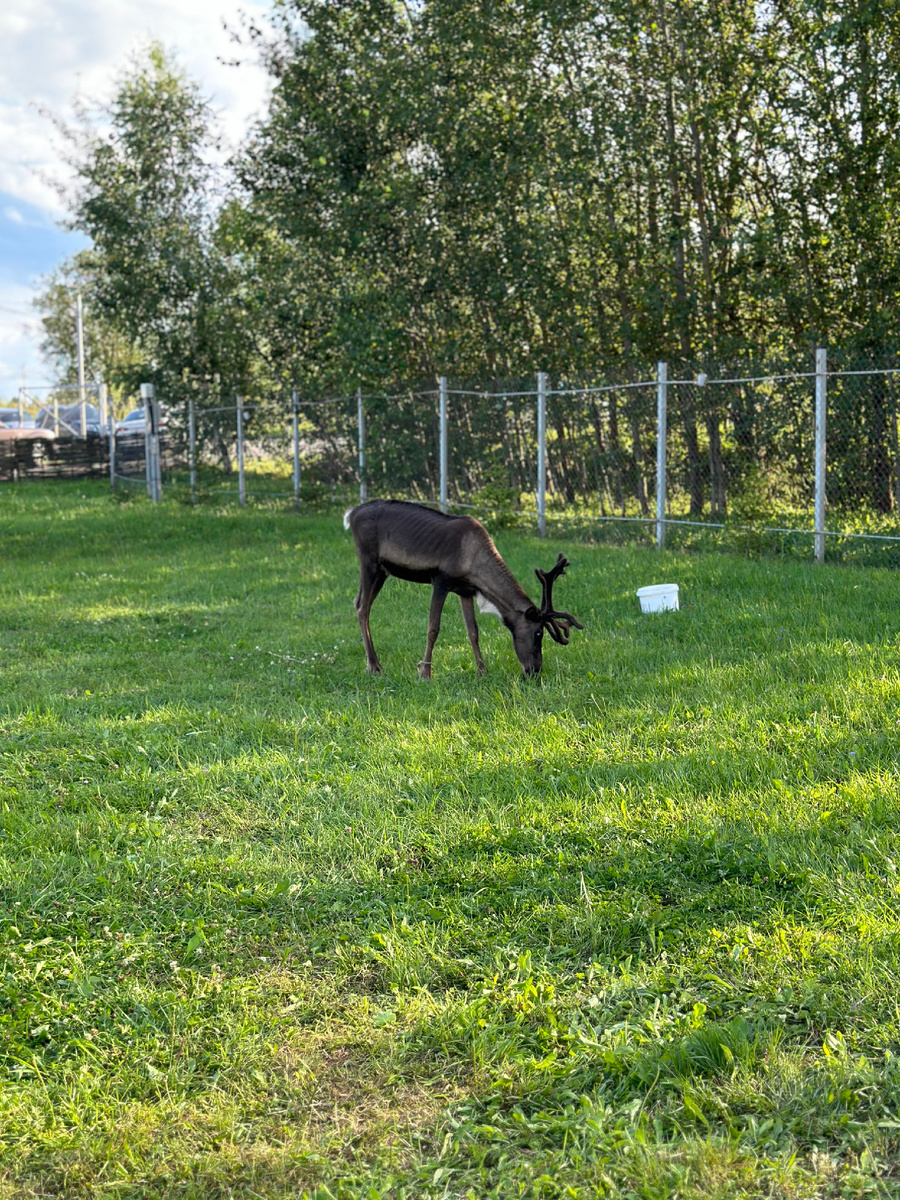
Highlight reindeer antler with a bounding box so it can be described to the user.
[535,553,584,645]
[535,553,568,611]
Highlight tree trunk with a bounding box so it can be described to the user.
[609,390,625,515]
[590,400,609,518]
[869,372,893,514]
[631,412,650,516]
[707,409,726,517]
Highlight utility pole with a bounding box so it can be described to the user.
[75,292,87,436]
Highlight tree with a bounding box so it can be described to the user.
[54,42,246,399]
[40,3,900,516]
[42,42,272,466]
[34,251,143,413]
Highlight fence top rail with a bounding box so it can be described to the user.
[295,396,355,408]
[448,387,539,398]
[19,383,101,392]
[548,379,657,397]
[825,367,900,379]
[172,364,900,411]
[670,371,817,387]
[359,390,439,400]
[155,362,900,421]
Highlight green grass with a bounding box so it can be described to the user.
[3,481,900,1198]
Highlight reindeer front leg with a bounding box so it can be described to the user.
[418,581,450,679]
[459,594,487,675]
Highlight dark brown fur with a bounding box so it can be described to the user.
[344,499,582,678]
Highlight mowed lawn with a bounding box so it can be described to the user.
[3,483,900,1200]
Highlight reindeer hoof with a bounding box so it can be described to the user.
[417,661,432,680]
[366,661,383,675]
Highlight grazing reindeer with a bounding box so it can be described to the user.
[344,499,583,678]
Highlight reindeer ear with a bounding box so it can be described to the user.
[524,605,541,622]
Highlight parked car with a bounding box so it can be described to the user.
[114,408,147,435]
[0,407,37,429]
[36,403,103,436]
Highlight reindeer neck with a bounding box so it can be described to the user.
[471,545,535,616]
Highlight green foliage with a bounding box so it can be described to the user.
[68,43,214,382]
[237,0,900,385]
[3,482,900,1195]
[470,482,524,528]
[47,43,264,429]
[33,252,143,409]
[37,9,900,524]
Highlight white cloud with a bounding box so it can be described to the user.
[1,0,272,210]
[0,0,273,384]
[0,281,43,396]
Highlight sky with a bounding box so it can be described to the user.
[0,0,272,400]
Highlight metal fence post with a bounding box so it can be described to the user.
[108,404,115,490]
[154,400,162,502]
[236,395,246,506]
[814,347,827,564]
[439,375,449,512]
[292,389,301,509]
[358,387,367,503]
[75,292,87,437]
[140,383,156,500]
[537,371,548,537]
[656,361,668,549]
[149,386,162,501]
[188,396,197,504]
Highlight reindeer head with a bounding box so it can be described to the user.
[509,553,584,676]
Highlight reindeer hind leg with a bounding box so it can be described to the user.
[355,564,388,674]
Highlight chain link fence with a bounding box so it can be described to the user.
[5,353,900,565]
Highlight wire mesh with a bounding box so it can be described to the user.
[667,369,816,530]
[546,379,658,524]
[9,358,900,564]
[824,356,900,528]
[445,387,535,510]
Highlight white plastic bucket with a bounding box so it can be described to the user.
[636,583,679,613]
